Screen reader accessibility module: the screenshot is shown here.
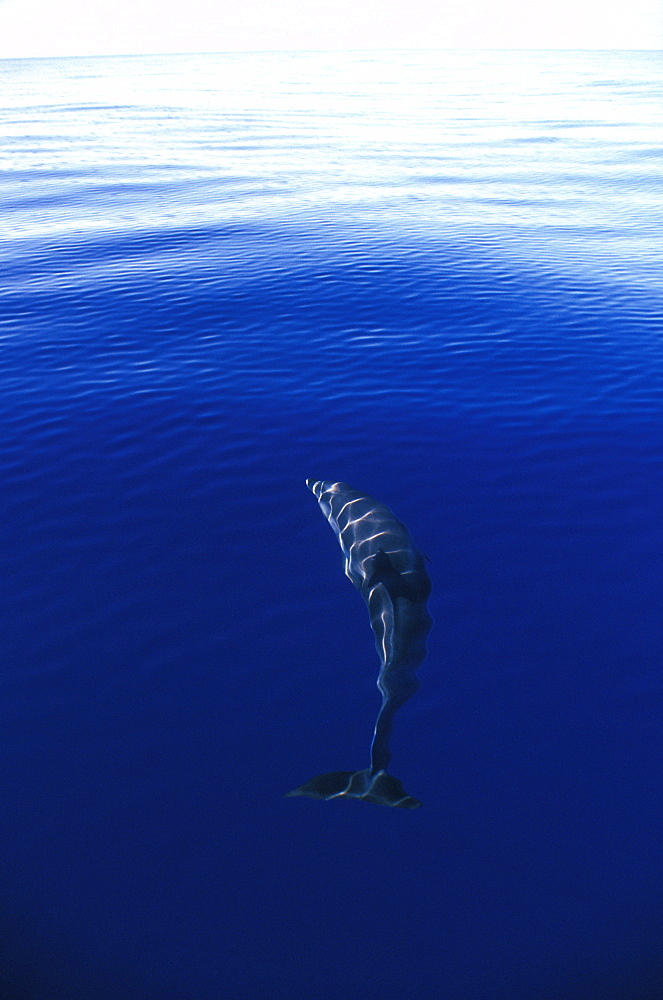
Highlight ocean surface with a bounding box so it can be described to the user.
[1,49,662,999]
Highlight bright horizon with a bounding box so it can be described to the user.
[0,0,662,59]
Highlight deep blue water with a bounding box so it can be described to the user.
[1,49,662,999]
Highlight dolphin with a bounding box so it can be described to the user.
[288,480,432,809]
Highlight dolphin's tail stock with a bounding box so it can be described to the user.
[286,768,421,808]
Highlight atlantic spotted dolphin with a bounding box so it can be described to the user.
[288,480,432,809]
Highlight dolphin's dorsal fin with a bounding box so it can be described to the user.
[366,549,410,599]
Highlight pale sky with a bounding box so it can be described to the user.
[0,0,661,58]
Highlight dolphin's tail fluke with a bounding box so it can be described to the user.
[286,768,421,808]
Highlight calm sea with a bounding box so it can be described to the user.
[1,49,662,1000]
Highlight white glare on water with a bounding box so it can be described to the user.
[0,0,662,58]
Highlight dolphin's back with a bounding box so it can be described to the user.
[308,480,428,598]
[288,480,433,809]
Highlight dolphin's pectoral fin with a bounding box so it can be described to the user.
[287,768,421,808]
